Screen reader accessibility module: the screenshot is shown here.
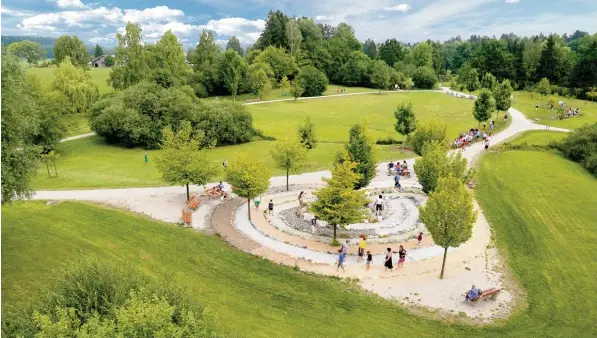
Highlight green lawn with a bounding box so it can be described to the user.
[4,149,597,336]
[214,85,379,103]
[513,91,597,129]
[27,67,114,96]
[475,150,597,337]
[506,130,569,146]
[34,136,411,190]
[62,113,92,136]
[249,91,498,143]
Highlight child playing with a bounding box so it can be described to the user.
[418,232,423,246]
[268,199,274,215]
[366,250,372,271]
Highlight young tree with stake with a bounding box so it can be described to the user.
[156,122,218,201]
[226,156,271,220]
[419,175,477,279]
[394,102,417,150]
[494,79,513,120]
[270,138,307,191]
[473,89,495,127]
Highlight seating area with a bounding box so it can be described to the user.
[463,287,502,307]
[452,127,491,149]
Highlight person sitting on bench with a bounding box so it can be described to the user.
[465,284,481,302]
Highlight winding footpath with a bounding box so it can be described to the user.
[36,88,570,321]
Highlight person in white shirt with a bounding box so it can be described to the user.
[374,195,384,215]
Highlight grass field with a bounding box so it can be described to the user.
[506,130,569,146]
[27,67,114,96]
[33,136,411,190]
[62,114,92,136]
[4,149,597,336]
[513,91,597,129]
[475,150,597,337]
[249,91,501,143]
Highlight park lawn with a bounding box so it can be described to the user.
[1,201,473,337]
[27,67,114,96]
[475,150,597,337]
[62,114,92,136]
[248,91,501,143]
[513,91,597,129]
[33,136,412,190]
[210,85,379,103]
[506,130,569,146]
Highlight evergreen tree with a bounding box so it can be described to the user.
[94,44,103,57]
[363,38,378,59]
[226,36,243,55]
[378,38,403,67]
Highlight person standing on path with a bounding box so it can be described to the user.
[504,113,508,123]
[144,152,148,165]
[366,251,372,270]
[357,235,366,263]
[418,232,423,246]
[484,137,490,151]
[342,240,350,256]
[394,174,401,191]
[397,245,407,268]
[374,194,383,216]
[268,199,274,215]
[296,191,305,216]
[384,248,393,271]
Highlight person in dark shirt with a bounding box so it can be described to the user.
[268,199,274,215]
[366,250,372,271]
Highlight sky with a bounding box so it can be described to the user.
[1,0,597,48]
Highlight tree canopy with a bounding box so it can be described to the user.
[7,40,45,66]
[54,35,89,67]
[270,138,307,191]
[226,156,272,220]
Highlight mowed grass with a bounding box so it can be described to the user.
[27,67,114,96]
[476,150,597,337]
[33,136,411,190]
[249,91,497,143]
[513,91,597,129]
[4,151,597,336]
[216,85,378,102]
[506,130,569,146]
[62,114,92,136]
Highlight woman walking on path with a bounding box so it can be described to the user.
[398,245,407,268]
[384,248,393,271]
[296,191,305,216]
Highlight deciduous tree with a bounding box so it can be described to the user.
[52,57,99,115]
[473,89,495,126]
[394,102,417,149]
[279,75,291,95]
[226,36,243,55]
[7,40,45,66]
[54,35,89,67]
[413,141,469,194]
[271,138,307,191]
[226,156,271,220]
[537,77,551,96]
[370,60,391,93]
[408,121,447,156]
[290,79,304,100]
[285,19,302,56]
[220,49,247,100]
[157,122,218,202]
[310,155,368,240]
[338,123,376,189]
[298,117,317,149]
[419,176,477,279]
[494,79,513,119]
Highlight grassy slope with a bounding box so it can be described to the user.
[475,151,597,337]
[513,91,597,129]
[1,201,468,337]
[4,150,597,336]
[507,130,569,145]
[33,136,410,189]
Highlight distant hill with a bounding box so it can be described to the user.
[2,35,57,58]
[2,35,115,59]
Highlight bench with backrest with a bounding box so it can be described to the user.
[463,288,502,306]
[187,195,200,210]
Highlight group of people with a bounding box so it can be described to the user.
[208,181,229,199]
[563,107,581,118]
[453,123,494,150]
[388,160,409,176]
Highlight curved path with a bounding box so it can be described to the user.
[35,88,570,321]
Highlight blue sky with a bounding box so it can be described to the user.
[2,0,597,48]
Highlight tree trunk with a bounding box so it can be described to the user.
[286,168,289,191]
[440,246,448,279]
[186,184,190,202]
[45,161,51,178]
[53,160,58,177]
[402,134,406,152]
[333,225,337,240]
[247,198,251,221]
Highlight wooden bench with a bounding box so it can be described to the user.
[187,195,200,210]
[463,288,502,306]
[204,188,220,200]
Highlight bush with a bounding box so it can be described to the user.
[1,261,218,337]
[413,141,469,194]
[557,123,597,175]
[408,121,447,155]
[412,66,438,89]
[90,82,255,149]
[375,137,403,145]
[296,65,328,97]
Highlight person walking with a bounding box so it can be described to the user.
[268,199,274,215]
[394,173,401,191]
[417,232,423,246]
[337,250,346,272]
[296,191,305,216]
[384,248,393,271]
[366,250,372,270]
[357,235,366,263]
[484,137,490,151]
[342,239,350,256]
[374,194,383,216]
[504,113,508,123]
[397,245,407,268]
[144,152,148,165]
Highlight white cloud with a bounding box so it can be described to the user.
[1,6,33,16]
[384,4,411,12]
[505,0,520,3]
[199,17,266,43]
[315,15,334,21]
[88,36,114,43]
[55,0,87,9]
[122,6,184,24]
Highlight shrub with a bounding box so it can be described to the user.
[412,66,438,89]
[557,123,597,175]
[90,82,255,149]
[375,137,403,145]
[407,121,447,156]
[413,141,469,194]
[296,65,328,97]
